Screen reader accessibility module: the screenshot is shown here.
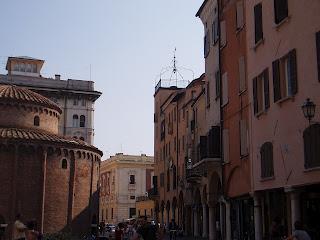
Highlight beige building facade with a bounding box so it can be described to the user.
[0,56,101,144]
[100,153,154,224]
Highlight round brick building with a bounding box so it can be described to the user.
[0,85,102,238]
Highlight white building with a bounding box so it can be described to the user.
[0,56,101,144]
[100,153,154,224]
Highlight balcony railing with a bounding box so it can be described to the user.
[155,79,189,93]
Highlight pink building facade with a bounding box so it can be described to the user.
[246,0,320,239]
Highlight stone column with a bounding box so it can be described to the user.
[290,191,301,232]
[202,203,208,238]
[161,210,164,225]
[219,202,224,240]
[167,209,170,228]
[208,204,216,240]
[225,202,231,240]
[193,206,199,237]
[254,194,263,240]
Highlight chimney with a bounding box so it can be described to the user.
[55,74,61,80]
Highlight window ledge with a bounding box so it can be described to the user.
[304,166,320,172]
[238,88,247,96]
[274,16,291,31]
[240,154,249,159]
[255,109,267,118]
[276,95,295,106]
[236,25,244,35]
[253,38,265,51]
[260,176,275,182]
[221,100,229,108]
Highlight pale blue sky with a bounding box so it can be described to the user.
[0,0,204,158]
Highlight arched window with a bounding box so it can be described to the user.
[61,159,68,169]
[73,114,79,127]
[166,169,170,192]
[304,124,320,169]
[34,116,40,126]
[80,115,85,127]
[260,142,274,178]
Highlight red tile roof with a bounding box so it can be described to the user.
[0,127,102,155]
[0,84,62,113]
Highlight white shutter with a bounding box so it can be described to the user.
[238,56,246,92]
[222,72,228,105]
[220,20,226,47]
[240,119,248,156]
[223,129,229,163]
[236,0,244,29]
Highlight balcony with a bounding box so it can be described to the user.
[155,79,189,93]
[147,187,159,199]
[186,157,221,183]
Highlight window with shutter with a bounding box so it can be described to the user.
[236,0,244,30]
[222,72,228,106]
[212,18,219,45]
[254,3,263,44]
[317,31,320,81]
[199,136,208,160]
[274,0,288,24]
[220,20,227,48]
[260,142,274,178]
[204,31,210,58]
[223,129,230,163]
[207,126,221,158]
[238,56,246,92]
[240,119,248,156]
[303,124,320,169]
[206,81,210,108]
[273,49,298,102]
[253,69,269,116]
[215,71,221,99]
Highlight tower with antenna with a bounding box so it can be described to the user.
[155,48,194,93]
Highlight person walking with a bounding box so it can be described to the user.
[286,221,311,240]
[25,220,40,240]
[13,214,27,240]
[168,219,177,240]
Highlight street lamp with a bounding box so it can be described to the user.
[301,98,316,124]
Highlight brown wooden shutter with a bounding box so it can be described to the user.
[253,77,258,114]
[199,136,208,160]
[236,0,244,29]
[316,31,320,81]
[263,68,270,109]
[272,60,281,102]
[289,49,298,95]
[254,3,263,44]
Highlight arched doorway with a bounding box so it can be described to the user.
[166,200,171,226]
[160,201,165,224]
[208,172,222,240]
[194,188,202,237]
[172,197,177,221]
[178,191,184,229]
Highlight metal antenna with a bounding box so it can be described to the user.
[173,48,178,86]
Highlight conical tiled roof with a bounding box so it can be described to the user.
[0,84,62,113]
[0,127,102,155]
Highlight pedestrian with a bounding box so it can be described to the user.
[115,223,124,240]
[285,221,311,240]
[25,220,40,240]
[136,216,157,240]
[168,219,177,240]
[13,214,27,240]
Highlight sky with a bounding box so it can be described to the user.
[0,0,205,159]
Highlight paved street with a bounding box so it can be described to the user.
[162,234,207,240]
